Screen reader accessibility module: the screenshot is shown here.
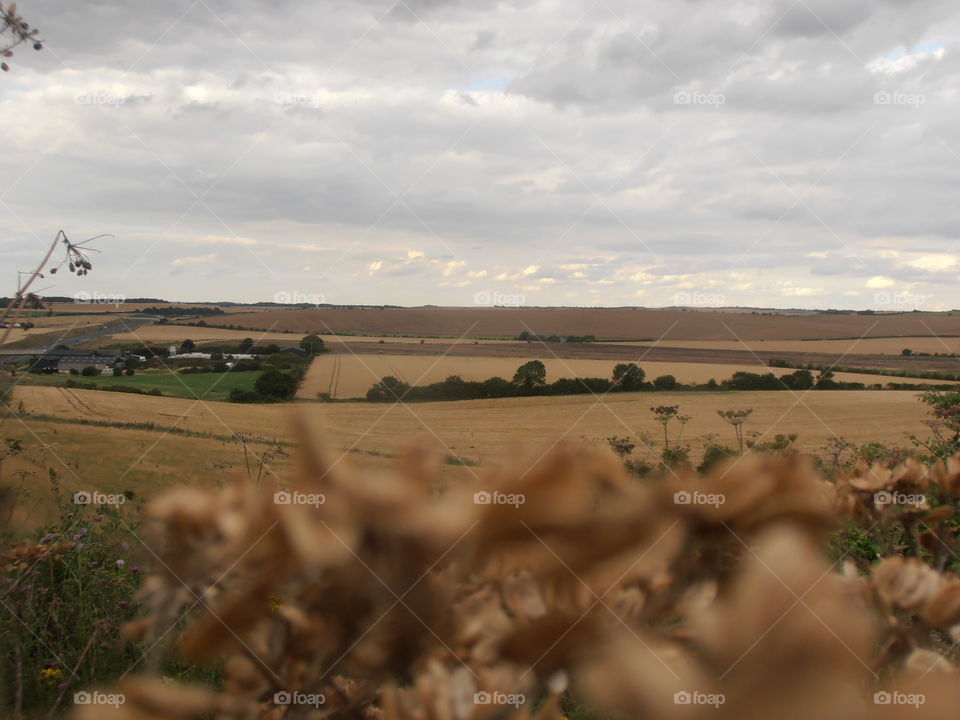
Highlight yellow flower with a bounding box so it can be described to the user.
[39,667,63,685]
[267,595,283,613]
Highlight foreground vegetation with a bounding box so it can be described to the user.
[3,390,960,718]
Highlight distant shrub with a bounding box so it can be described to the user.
[697,443,737,473]
[253,369,299,401]
[653,374,677,391]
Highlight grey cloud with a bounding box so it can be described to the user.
[3,0,960,308]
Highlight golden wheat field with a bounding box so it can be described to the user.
[102,324,522,346]
[211,306,960,340]
[9,385,929,475]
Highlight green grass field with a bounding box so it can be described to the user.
[23,370,263,401]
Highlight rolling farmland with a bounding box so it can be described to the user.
[202,306,960,341]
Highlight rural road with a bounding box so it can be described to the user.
[0,315,158,362]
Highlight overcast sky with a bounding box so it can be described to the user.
[2,0,959,310]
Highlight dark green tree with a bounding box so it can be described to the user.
[299,333,325,355]
[653,374,677,391]
[366,376,411,402]
[254,369,299,400]
[612,362,645,391]
[512,360,547,394]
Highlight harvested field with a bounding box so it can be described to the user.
[9,386,930,472]
[42,302,275,314]
[101,325,528,346]
[104,324,305,345]
[210,306,960,340]
[324,338,960,374]
[608,336,960,355]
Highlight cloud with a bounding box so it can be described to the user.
[172,253,217,266]
[866,276,896,288]
[2,0,959,309]
[441,260,467,276]
[781,286,828,297]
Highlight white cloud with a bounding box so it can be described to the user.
[172,253,217,266]
[908,254,956,271]
[441,260,467,276]
[866,276,896,288]
[782,287,827,297]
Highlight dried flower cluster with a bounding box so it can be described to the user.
[75,424,960,719]
[1,536,77,574]
[0,2,42,72]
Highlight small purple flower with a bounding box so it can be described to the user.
[118,600,129,607]
[119,541,129,551]
[39,533,56,544]
[57,682,69,691]
[90,561,99,568]
[131,566,140,574]
[72,528,88,540]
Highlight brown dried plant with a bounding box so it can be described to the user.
[72,420,960,720]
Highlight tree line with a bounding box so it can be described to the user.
[362,361,920,402]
